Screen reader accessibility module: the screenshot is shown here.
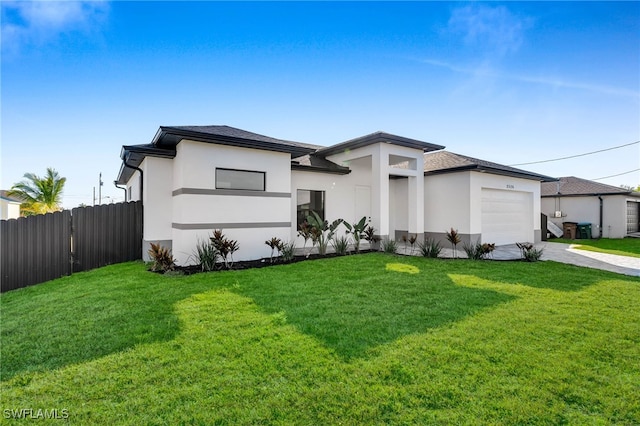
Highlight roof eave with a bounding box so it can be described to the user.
[424,165,557,182]
[291,163,351,175]
[155,126,316,158]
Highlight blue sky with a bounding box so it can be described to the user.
[2,1,639,208]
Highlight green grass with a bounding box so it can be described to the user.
[550,237,640,258]
[1,254,639,424]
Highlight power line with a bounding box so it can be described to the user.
[591,168,640,181]
[509,140,639,166]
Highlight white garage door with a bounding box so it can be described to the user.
[481,189,533,245]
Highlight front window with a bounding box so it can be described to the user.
[297,189,325,228]
[216,168,265,191]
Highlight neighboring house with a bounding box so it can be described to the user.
[0,190,21,220]
[116,125,555,264]
[541,176,640,239]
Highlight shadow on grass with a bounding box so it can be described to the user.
[0,262,223,381]
[233,254,516,360]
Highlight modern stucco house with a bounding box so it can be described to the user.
[541,176,640,238]
[116,125,555,264]
[0,190,21,220]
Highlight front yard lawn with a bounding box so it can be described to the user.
[550,237,640,258]
[1,254,639,424]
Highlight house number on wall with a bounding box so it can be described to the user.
[506,184,515,189]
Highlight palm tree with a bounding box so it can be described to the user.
[8,168,66,216]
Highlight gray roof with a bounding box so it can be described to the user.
[117,125,320,184]
[316,131,444,157]
[154,125,320,157]
[0,190,22,203]
[541,176,635,197]
[291,154,350,175]
[423,151,557,182]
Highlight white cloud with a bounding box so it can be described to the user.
[448,4,531,55]
[1,1,109,54]
[420,58,640,99]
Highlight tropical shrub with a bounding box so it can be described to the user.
[381,238,398,254]
[517,242,544,262]
[463,241,496,260]
[418,238,442,258]
[298,221,313,257]
[265,237,283,263]
[364,225,380,249]
[211,229,239,269]
[343,216,368,253]
[332,235,349,255]
[446,228,462,258]
[280,241,296,263]
[193,238,219,271]
[306,211,343,255]
[147,243,176,273]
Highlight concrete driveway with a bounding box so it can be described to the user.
[538,242,640,277]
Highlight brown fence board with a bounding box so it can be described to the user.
[1,201,142,292]
[1,210,71,292]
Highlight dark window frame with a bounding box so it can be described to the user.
[215,167,266,191]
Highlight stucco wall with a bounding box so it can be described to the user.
[1,200,21,220]
[425,171,542,245]
[291,156,373,245]
[171,140,292,264]
[542,194,631,238]
[424,171,472,237]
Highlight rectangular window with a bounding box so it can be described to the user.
[127,186,132,201]
[215,168,265,191]
[297,189,325,227]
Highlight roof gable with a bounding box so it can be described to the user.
[316,131,445,157]
[423,151,557,182]
[541,176,632,197]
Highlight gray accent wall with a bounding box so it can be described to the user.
[172,188,290,198]
[172,222,291,230]
[424,232,482,247]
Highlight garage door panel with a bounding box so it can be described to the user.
[481,189,533,245]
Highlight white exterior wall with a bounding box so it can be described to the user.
[425,171,542,244]
[171,140,292,265]
[542,194,631,238]
[425,172,472,235]
[326,143,424,240]
[1,199,21,220]
[389,178,408,238]
[126,171,141,202]
[291,157,373,245]
[143,157,174,247]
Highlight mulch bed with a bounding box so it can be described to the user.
[167,250,376,275]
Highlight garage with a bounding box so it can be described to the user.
[481,188,533,245]
[628,201,639,234]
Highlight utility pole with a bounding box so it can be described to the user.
[98,172,103,205]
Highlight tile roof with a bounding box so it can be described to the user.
[423,151,556,182]
[541,176,634,197]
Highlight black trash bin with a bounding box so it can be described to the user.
[577,222,592,239]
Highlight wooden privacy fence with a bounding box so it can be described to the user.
[1,201,142,292]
